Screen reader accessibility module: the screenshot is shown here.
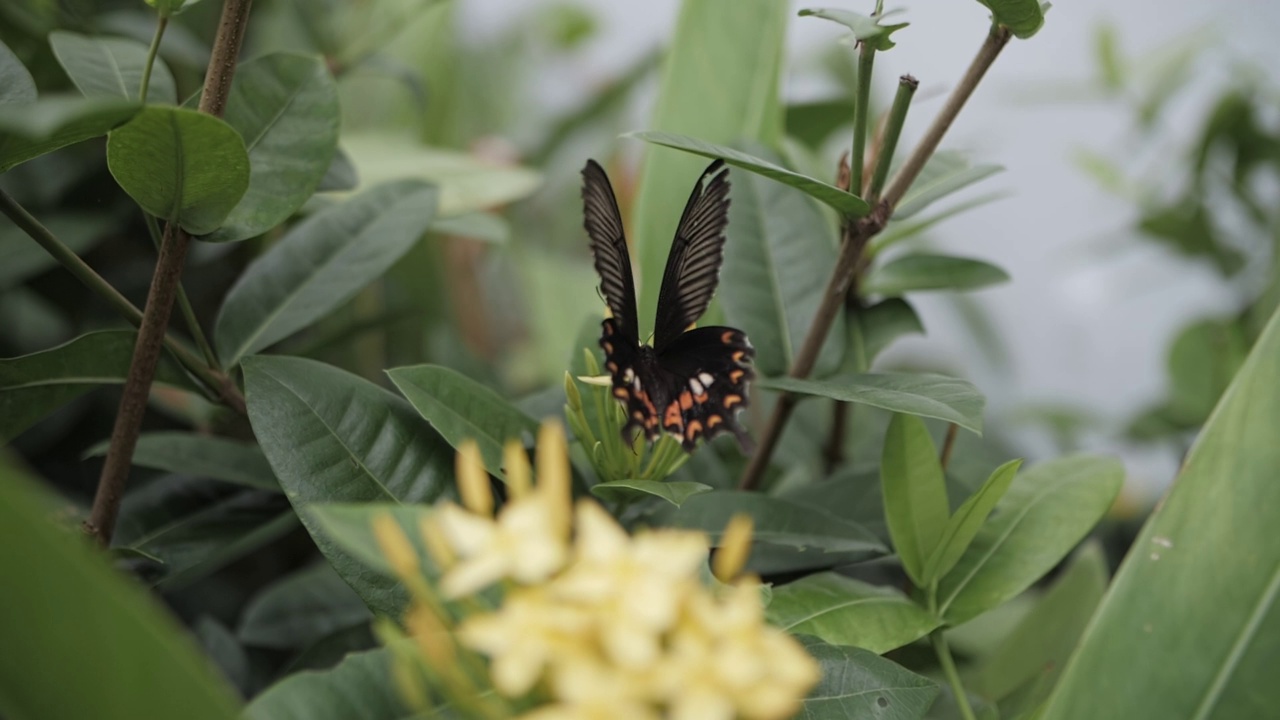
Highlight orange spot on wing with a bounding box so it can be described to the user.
[632,410,645,421]
[707,415,723,428]
[606,361,618,372]
[664,402,683,429]
[729,369,745,383]
[732,351,746,363]
[613,387,629,399]
[724,394,743,408]
[685,420,704,441]
[695,392,708,403]
[721,330,735,344]
[603,342,614,354]
[679,391,694,410]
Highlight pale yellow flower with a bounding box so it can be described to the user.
[435,496,567,598]
[457,585,591,696]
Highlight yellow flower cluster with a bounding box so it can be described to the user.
[374,421,820,720]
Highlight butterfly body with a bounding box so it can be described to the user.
[582,159,755,452]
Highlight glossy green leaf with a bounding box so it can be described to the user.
[936,455,1123,625]
[590,480,713,508]
[0,210,117,288]
[49,30,177,104]
[243,355,454,617]
[0,463,240,720]
[0,39,36,105]
[629,0,788,337]
[797,8,910,50]
[1041,306,1280,720]
[654,490,886,555]
[386,364,539,481]
[785,98,854,150]
[894,152,1003,220]
[922,459,1022,584]
[720,143,843,377]
[0,330,194,442]
[761,373,984,434]
[202,54,340,243]
[863,254,1010,296]
[307,504,439,582]
[976,0,1047,39]
[84,431,278,491]
[106,106,249,234]
[245,648,412,720]
[238,562,371,649]
[768,573,940,653]
[0,95,140,172]
[797,635,939,719]
[215,181,437,366]
[844,298,925,372]
[880,413,950,586]
[317,145,358,191]
[631,131,870,219]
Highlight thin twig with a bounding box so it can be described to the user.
[939,422,960,472]
[145,213,220,368]
[86,0,255,546]
[931,629,978,720]
[740,25,1014,491]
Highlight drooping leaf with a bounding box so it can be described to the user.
[0,95,140,172]
[386,364,540,481]
[49,30,177,104]
[0,39,36,105]
[761,373,984,434]
[862,254,1010,296]
[768,574,939,653]
[975,0,1047,39]
[721,143,843,377]
[202,53,340,243]
[590,480,713,508]
[244,647,413,720]
[215,181,437,366]
[880,413,951,586]
[1041,305,1280,720]
[922,459,1022,584]
[238,562,372,650]
[105,106,249,234]
[797,8,910,51]
[894,152,1003,219]
[0,464,240,720]
[797,635,939,719]
[83,431,278,491]
[936,455,1122,625]
[243,355,453,618]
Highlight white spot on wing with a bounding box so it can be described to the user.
[690,378,704,395]
[698,372,714,386]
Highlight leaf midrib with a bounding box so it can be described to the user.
[779,595,904,631]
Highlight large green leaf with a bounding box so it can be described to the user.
[1041,305,1280,720]
[881,413,951,587]
[922,459,1022,585]
[214,181,437,366]
[83,431,278,491]
[862,254,1010,297]
[386,364,540,481]
[844,299,925,372]
[238,562,371,650]
[720,143,843,377]
[767,574,939,653]
[797,635,939,719]
[105,106,249,234]
[243,355,453,617]
[629,0,788,338]
[0,330,194,442]
[245,648,413,720]
[0,210,117,288]
[590,479,713,508]
[976,0,1047,39]
[631,131,870,219]
[306,504,438,582]
[49,30,177,104]
[654,490,886,555]
[0,39,36,105]
[936,455,1122,625]
[0,463,240,720]
[760,373,984,434]
[202,53,340,243]
[0,95,140,172]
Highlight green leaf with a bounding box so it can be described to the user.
[761,373,985,434]
[202,54,340,243]
[105,106,249,234]
[785,98,855,149]
[238,562,371,650]
[0,210,117,288]
[214,181,437,366]
[590,480,713,508]
[870,192,1009,255]
[720,143,843,377]
[83,431,278,491]
[1165,318,1248,424]
[863,254,1010,296]
[0,95,140,173]
[797,8,910,51]
[797,635,939,719]
[49,30,177,104]
[972,542,1107,709]
[654,490,886,555]
[431,211,509,244]
[845,298,925,372]
[894,152,1003,219]
[936,455,1122,625]
[0,330,194,442]
[922,459,1022,584]
[0,39,36,105]
[629,0,788,338]
[880,413,950,586]
[386,364,540,480]
[0,463,240,720]
[307,504,439,583]
[317,145,358,191]
[244,648,413,720]
[768,574,940,653]
[243,355,453,618]
[630,131,870,219]
[1041,305,1280,720]
[976,0,1047,39]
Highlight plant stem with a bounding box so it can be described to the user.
[939,422,959,471]
[867,75,918,204]
[739,26,1014,491]
[138,15,168,103]
[850,40,876,197]
[144,213,220,368]
[87,0,255,547]
[931,629,978,720]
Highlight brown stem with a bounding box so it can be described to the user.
[939,422,959,472]
[85,0,254,546]
[739,26,1014,491]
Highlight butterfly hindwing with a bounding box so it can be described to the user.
[582,159,640,344]
[654,326,755,451]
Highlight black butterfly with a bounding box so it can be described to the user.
[582,158,755,452]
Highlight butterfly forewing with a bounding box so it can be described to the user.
[581,159,640,344]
